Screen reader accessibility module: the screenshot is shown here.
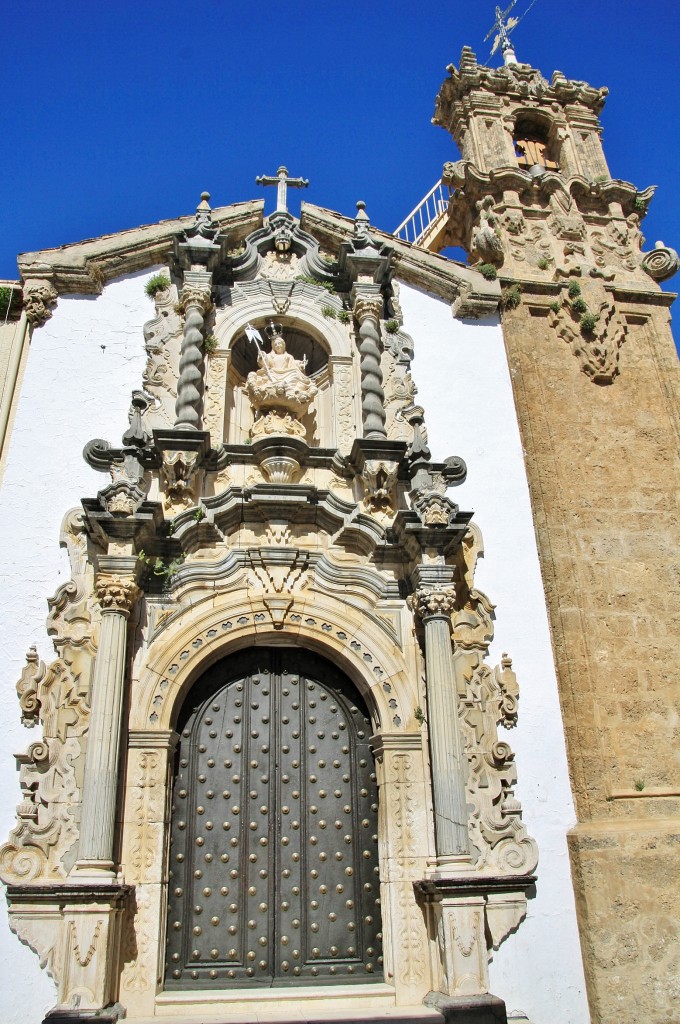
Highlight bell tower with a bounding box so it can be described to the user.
[431,43,680,1024]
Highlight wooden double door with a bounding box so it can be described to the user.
[165,648,382,988]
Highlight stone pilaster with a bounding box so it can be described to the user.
[174,277,212,430]
[353,290,386,439]
[412,586,469,860]
[75,573,141,875]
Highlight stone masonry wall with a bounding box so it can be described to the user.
[500,293,680,1024]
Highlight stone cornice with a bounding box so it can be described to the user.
[300,203,500,319]
[434,46,608,124]
[17,200,264,296]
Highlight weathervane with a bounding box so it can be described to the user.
[256,165,309,213]
[485,2,520,65]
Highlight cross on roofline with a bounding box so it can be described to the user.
[485,2,520,65]
[256,165,309,213]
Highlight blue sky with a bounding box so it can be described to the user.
[1,1,679,291]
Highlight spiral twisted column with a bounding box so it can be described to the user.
[354,294,386,439]
[412,586,470,860]
[174,284,213,430]
[75,574,141,874]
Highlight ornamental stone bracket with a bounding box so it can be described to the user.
[153,428,211,511]
[348,437,407,516]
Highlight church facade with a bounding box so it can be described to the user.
[0,46,677,1024]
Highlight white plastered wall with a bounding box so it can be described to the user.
[400,281,589,1024]
[0,270,157,1024]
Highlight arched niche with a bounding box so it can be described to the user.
[211,292,359,451]
[226,319,330,447]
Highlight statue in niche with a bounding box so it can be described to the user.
[244,322,317,439]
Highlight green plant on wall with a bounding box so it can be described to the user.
[478,263,498,280]
[145,273,171,299]
[0,286,21,320]
[500,283,522,311]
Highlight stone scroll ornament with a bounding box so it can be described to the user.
[453,526,538,878]
[641,241,680,282]
[243,321,317,440]
[0,510,96,884]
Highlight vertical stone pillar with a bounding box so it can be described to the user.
[413,586,469,860]
[371,733,434,1002]
[174,275,213,431]
[76,574,141,874]
[352,290,387,439]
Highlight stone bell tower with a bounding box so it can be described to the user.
[431,45,680,1024]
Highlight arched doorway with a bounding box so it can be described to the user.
[164,647,383,988]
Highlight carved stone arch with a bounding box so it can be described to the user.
[132,588,419,736]
[215,292,351,361]
[120,591,434,1014]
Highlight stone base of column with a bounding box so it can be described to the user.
[43,1007,124,1024]
[71,859,116,880]
[7,884,132,1016]
[426,991,508,1024]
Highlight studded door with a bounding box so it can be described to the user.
[165,648,382,988]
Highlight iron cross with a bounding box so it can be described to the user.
[256,165,309,213]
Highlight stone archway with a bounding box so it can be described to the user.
[164,646,383,989]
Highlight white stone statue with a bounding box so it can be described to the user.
[244,322,317,439]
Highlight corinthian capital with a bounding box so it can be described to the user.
[353,296,383,324]
[95,574,142,614]
[23,282,58,326]
[177,285,213,315]
[411,585,457,621]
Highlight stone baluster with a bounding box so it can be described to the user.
[174,281,212,431]
[413,586,469,859]
[353,293,386,439]
[75,573,141,873]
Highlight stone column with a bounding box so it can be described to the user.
[353,291,386,439]
[75,573,141,874]
[413,586,469,860]
[174,276,212,430]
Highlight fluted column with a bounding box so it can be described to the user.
[174,281,212,430]
[76,574,141,874]
[413,586,469,859]
[353,294,387,439]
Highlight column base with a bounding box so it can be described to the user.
[70,859,116,881]
[43,1005,124,1024]
[426,991,508,1024]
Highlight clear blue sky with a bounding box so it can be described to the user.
[1,1,679,289]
